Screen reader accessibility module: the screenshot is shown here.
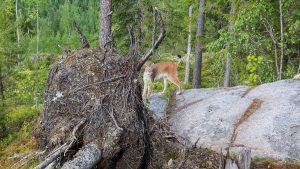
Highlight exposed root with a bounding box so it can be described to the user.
[62,144,102,169]
[34,119,86,169]
[230,98,263,146]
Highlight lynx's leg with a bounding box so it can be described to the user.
[168,75,183,95]
[161,77,168,94]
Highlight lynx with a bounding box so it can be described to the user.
[142,55,183,100]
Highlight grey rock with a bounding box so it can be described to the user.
[158,80,300,159]
[148,93,168,119]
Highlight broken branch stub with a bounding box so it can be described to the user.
[137,7,166,70]
[72,21,90,48]
[127,25,136,57]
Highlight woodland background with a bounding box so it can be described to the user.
[0,0,299,159]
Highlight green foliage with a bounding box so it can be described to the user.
[245,55,263,85]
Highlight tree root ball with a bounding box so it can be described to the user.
[37,48,149,168]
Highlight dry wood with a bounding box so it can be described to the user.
[127,25,136,57]
[34,119,86,169]
[224,159,239,169]
[72,21,90,48]
[238,148,251,169]
[137,7,166,70]
[62,144,102,169]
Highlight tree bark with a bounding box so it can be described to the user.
[99,0,112,48]
[223,57,231,87]
[184,5,192,85]
[237,148,251,169]
[279,0,284,80]
[62,144,102,169]
[192,0,205,88]
[223,1,234,87]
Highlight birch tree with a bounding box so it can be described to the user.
[184,5,192,85]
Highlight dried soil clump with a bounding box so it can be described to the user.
[37,48,149,168]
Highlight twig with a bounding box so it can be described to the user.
[137,7,166,70]
[72,75,126,93]
[64,120,86,155]
[127,25,136,57]
[109,108,123,131]
[176,137,200,169]
[34,119,86,169]
[72,21,90,48]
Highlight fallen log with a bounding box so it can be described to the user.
[62,144,102,169]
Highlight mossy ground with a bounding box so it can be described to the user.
[0,122,41,169]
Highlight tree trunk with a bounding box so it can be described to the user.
[184,5,192,85]
[99,0,112,48]
[223,56,231,87]
[16,0,21,65]
[192,0,205,88]
[279,0,284,80]
[223,1,234,87]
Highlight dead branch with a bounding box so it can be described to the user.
[176,137,200,169]
[62,144,102,169]
[137,7,166,70]
[34,119,86,169]
[109,108,123,131]
[128,25,136,57]
[72,21,90,48]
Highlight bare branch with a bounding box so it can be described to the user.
[72,21,90,48]
[137,7,166,70]
[34,119,86,169]
[127,25,136,57]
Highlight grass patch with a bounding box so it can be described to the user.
[251,156,300,169]
[0,120,40,169]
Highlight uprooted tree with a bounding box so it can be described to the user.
[35,7,165,169]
